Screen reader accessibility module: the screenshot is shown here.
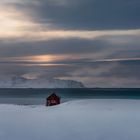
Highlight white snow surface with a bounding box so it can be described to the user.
[0,99,140,140]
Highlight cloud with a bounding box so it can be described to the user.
[57,60,140,87]
[0,33,140,61]
[12,0,140,30]
[0,58,140,88]
[0,0,140,87]
[0,0,140,42]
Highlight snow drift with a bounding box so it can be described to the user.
[0,99,140,140]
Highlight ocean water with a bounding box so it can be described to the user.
[0,88,140,105]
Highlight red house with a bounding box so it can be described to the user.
[46,93,60,106]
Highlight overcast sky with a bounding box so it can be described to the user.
[0,0,140,87]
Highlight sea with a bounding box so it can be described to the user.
[0,88,140,105]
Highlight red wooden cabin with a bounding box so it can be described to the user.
[46,93,60,106]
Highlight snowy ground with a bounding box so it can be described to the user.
[0,99,140,140]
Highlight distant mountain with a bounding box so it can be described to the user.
[0,76,84,88]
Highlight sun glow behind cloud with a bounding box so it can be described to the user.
[0,54,72,63]
[18,55,68,62]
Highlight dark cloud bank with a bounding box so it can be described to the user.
[14,0,140,30]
